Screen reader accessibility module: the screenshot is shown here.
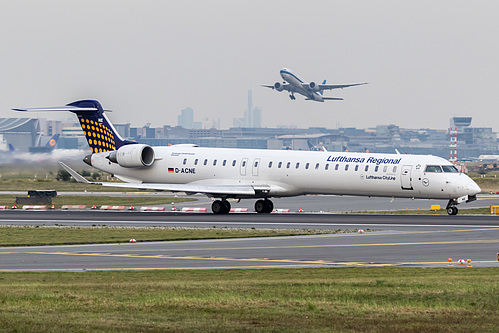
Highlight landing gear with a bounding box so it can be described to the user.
[212,199,231,214]
[447,206,458,215]
[446,199,459,215]
[289,93,296,100]
[255,199,274,214]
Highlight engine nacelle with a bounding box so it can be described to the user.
[274,82,284,92]
[308,81,320,92]
[108,144,155,168]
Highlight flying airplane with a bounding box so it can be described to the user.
[261,68,368,102]
[14,100,480,215]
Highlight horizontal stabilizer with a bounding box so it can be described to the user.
[322,97,344,101]
[13,106,98,112]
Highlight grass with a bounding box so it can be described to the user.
[0,226,349,247]
[0,268,497,332]
[0,194,195,208]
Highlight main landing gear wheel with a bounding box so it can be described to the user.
[255,199,274,214]
[212,200,231,214]
[447,206,458,216]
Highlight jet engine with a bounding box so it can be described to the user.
[274,82,284,92]
[308,81,320,92]
[107,144,155,168]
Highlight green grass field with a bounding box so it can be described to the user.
[0,268,497,332]
[0,226,348,247]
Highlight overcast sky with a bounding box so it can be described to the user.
[1,1,498,131]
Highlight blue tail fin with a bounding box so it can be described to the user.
[45,134,60,147]
[14,99,136,153]
[66,100,135,153]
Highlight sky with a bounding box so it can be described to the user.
[1,0,498,131]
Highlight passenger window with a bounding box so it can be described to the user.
[325,164,329,171]
[286,162,291,169]
[204,159,208,166]
[355,165,359,171]
[425,165,443,173]
[442,165,459,173]
[268,161,273,168]
[365,165,369,172]
[315,163,319,169]
[383,166,387,172]
[278,162,282,168]
[335,164,339,171]
[296,162,300,169]
[345,164,349,171]
[232,160,236,167]
[223,160,227,166]
[213,159,217,166]
[393,166,397,173]
[183,158,187,165]
[375,165,379,172]
[305,163,310,169]
[194,159,198,166]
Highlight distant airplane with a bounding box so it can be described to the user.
[262,68,367,102]
[14,100,481,215]
[29,134,60,154]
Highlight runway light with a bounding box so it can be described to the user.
[447,258,453,266]
[129,238,136,243]
[91,204,97,209]
[467,259,472,267]
[357,229,365,234]
[299,208,303,213]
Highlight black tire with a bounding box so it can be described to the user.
[212,200,228,214]
[447,206,458,215]
[264,200,274,213]
[255,200,265,213]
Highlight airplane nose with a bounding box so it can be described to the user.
[469,181,481,195]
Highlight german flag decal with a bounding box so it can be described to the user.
[168,168,174,173]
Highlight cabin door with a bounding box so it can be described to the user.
[252,158,261,176]
[400,165,413,190]
[240,158,249,176]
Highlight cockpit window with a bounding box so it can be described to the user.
[425,165,443,173]
[442,165,459,173]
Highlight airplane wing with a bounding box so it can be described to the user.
[317,82,368,90]
[59,162,257,196]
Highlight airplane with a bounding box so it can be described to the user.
[14,100,480,215]
[29,134,60,154]
[261,68,368,102]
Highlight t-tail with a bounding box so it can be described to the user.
[14,99,137,153]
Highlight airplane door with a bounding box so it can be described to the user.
[401,165,413,190]
[252,158,261,176]
[240,158,248,176]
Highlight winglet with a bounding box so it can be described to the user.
[58,161,91,184]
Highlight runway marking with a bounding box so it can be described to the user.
[22,239,495,253]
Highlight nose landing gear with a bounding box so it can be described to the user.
[446,199,459,215]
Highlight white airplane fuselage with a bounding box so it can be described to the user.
[90,146,480,200]
[279,69,325,102]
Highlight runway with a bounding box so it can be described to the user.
[1,210,498,271]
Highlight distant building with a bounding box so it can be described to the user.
[177,107,202,129]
